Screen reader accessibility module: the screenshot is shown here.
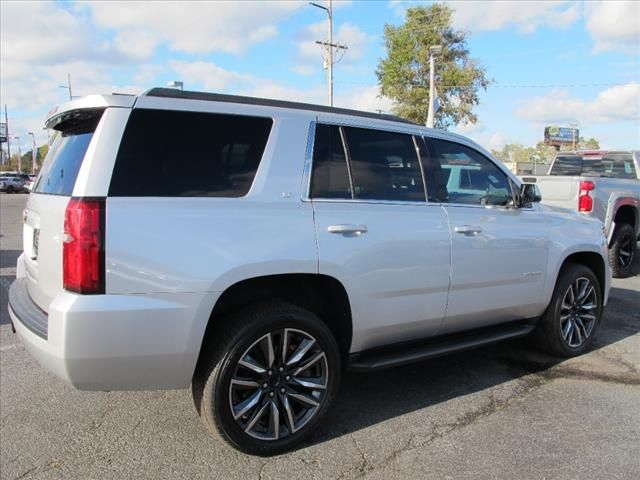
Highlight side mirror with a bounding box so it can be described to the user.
[519,183,542,207]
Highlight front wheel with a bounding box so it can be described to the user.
[532,264,603,357]
[193,302,341,455]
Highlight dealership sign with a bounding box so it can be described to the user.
[0,123,6,143]
[544,126,578,145]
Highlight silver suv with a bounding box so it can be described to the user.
[9,89,611,455]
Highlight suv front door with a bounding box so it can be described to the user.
[424,137,549,334]
[309,122,451,352]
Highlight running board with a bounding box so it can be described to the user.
[348,322,536,371]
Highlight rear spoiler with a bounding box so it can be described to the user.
[46,94,137,130]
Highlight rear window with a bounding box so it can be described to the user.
[33,111,103,196]
[549,155,582,176]
[108,109,272,197]
[550,152,637,178]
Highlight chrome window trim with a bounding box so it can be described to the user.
[301,120,316,201]
[412,135,429,202]
[339,126,356,199]
[308,198,431,207]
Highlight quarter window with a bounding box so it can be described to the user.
[427,138,513,206]
[109,109,272,197]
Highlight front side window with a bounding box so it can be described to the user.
[343,126,425,202]
[427,138,513,206]
[109,109,272,197]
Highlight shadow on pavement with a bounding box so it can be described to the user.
[308,277,639,449]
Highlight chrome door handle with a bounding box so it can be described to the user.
[454,225,482,235]
[328,224,368,235]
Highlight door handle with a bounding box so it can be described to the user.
[454,225,482,235]
[328,224,368,235]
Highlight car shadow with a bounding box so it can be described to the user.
[306,278,640,449]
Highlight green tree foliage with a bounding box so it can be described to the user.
[491,137,601,166]
[376,3,490,128]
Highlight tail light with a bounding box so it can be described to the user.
[578,180,595,212]
[63,198,105,294]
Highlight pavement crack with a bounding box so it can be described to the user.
[15,466,37,479]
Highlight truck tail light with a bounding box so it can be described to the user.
[63,198,105,294]
[578,180,595,213]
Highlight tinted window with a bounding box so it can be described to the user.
[428,138,513,206]
[550,155,582,176]
[33,111,103,196]
[581,153,636,179]
[343,127,425,201]
[310,124,351,199]
[109,109,272,197]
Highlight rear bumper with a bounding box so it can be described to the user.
[8,277,218,391]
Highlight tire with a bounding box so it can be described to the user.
[532,263,603,357]
[6,186,14,194]
[608,223,636,278]
[192,302,341,456]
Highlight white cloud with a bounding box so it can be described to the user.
[451,0,580,34]
[293,20,372,76]
[585,1,640,53]
[336,85,395,113]
[87,1,304,56]
[169,61,254,91]
[516,82,640,125]
[468,131,509,152]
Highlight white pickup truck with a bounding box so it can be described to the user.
[522,150,639,278]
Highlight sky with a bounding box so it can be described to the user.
[1,0,639,156]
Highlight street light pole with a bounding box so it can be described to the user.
[11,136,22,172]
[426,45,442,128]
[28,132,37,174]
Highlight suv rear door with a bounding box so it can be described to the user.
[309,121,451,352]
[23,109,106,310]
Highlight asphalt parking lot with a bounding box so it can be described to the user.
[1,192,638,480]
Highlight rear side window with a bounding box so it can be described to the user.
[33,110,103,196]
[310,124,351,199]
[549,155,582,176]
[343,126,425,202]
[109,109,272,197]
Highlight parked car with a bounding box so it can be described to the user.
[521,150,639,277]
[0,174,26,193]
[9,89,611,455]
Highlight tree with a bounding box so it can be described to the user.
[376,4,490,128]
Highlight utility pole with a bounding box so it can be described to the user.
[311,1,347,106]
[28,132,37,174]
[59,73,73,101]
[426,45,442,128]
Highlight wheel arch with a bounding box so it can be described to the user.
[195,273,353,372]
[557,251,606,303]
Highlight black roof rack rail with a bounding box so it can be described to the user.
[143,88,417,126]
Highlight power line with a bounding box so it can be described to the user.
[335,80,634,89]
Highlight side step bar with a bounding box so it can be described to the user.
[348,321,536,371]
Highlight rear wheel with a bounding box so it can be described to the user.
[193,302,341,455]
[609,223,636,278]
[533,264,602,357]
